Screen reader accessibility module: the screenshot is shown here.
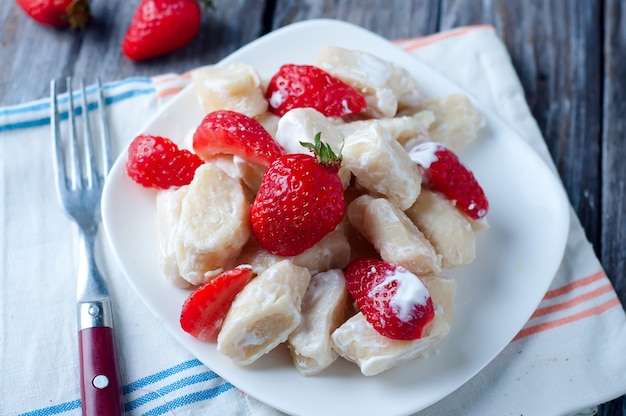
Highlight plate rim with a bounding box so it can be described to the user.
[102,18,571,416]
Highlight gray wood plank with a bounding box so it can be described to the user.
[602,1,626,308]
[270,0,440,38]
[0,0,268,105]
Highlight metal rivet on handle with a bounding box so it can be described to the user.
[92,374,109,389]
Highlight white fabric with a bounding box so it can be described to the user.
[1,25,625,416]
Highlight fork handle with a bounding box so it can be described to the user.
[78,302,123,416]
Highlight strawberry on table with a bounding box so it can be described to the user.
[122,0,214,61]
[265,64,367,118]
[408,142,489,220]
[344,258,435,341]
[16,0,91,29]
[250,133,345,257]
[180,265,253,341]
[193,110,285,167]
[126,134,204,189]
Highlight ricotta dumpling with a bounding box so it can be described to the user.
[342,123,422,211]
[217,260,311,366]
[348,195,441,275]
[155,187,191,288]
[337,110,435,147]
[199,154,266,198]
[419,93,485,151]
[331,313,449,376]
[288,269,351,375]
[421,275,457,326]
[176,163,251,285]
[233,224,351,277]
[191,62,268,118]
[314,46,424,118]
[405,189,476,268]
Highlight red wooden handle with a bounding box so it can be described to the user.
[78,326,123,416]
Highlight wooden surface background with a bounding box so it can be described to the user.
[1,0,624,414]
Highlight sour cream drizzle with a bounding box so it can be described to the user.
[406,141,441,168]
[369,266,430,322]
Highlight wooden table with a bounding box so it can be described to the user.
[1,0,624,414]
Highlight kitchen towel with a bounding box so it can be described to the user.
[1,23,625,416]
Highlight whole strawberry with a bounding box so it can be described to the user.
[16,0,91,29]
[122,0,213,61]
[126,134,204,189]
[250,133,345,256]
[193,110,285,167]
[409,142,489,220]
[266,64,367,117]
[344,258,435,340]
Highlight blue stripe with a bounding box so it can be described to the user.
[0,87,156,133]
[17,399,81,416]
[0,77,153,117]
[125,371,222,411]
[0,117,51,133]
[142,383,235,416]
[122,359,204,394]
[16,359,209,416]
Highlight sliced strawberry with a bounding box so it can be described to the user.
[408,142,488,220]
[344,258,435,341]
[179,265,253,341]
[192,110,285,167]
[265,64,367,117]
[126,134,204,189]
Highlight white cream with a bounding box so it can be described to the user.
[269,90,285,109]
[407,141,441,168]
[274,108,344,155]
[369,266,430,322]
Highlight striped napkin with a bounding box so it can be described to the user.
[2,24,625,416]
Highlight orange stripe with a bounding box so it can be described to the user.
[401,24,494,51]
[512,298,621,341]
[530,283,614,319]
[152,73,191,85]
[156,86,187,99]
[543,270,606,300]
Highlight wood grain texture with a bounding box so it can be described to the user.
[0,0,268,105]
[270,0,440,38]
[0,0,624,413]
[602,0,626,304]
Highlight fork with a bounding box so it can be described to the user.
[51,77,123,416]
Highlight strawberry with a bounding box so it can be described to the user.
[16,0,91,29]
[126,134,204,189]
[180,266,252,341]
[192,110,285,167]
[344,258,435,341]
[121,0,214,61]
[265,64,367,117]
[409,142,489,220]
[250,133,345,256]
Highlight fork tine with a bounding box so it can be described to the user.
[79,79,97,187]
[50,79,66,191]
[66,77,81,190]
[96,78,113,175]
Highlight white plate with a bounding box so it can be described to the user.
[102,19,570,416]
